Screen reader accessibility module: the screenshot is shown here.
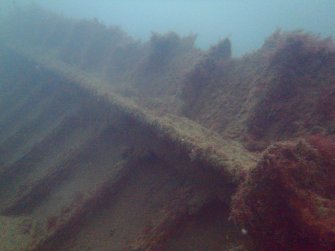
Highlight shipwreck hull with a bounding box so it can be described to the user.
[0,5,335,251]
[0,43,254,251]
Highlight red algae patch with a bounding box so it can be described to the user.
[231,136,335,250]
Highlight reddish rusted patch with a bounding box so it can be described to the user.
[129,187,205,251]
[47,216,59,231]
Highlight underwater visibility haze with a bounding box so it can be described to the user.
[0,1,335,250]
[3,0,335,55]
